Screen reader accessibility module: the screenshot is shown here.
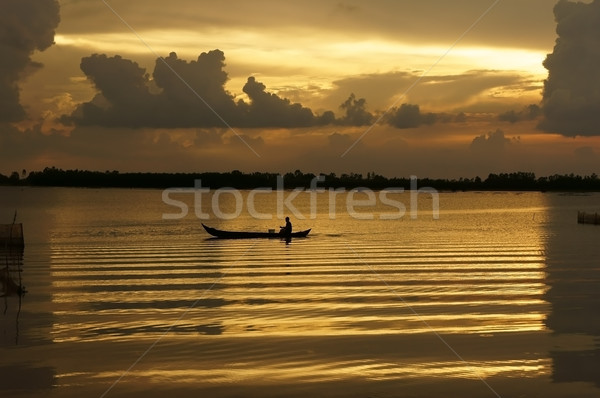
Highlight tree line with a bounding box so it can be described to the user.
[1,167,599,191]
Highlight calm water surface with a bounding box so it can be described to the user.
[1,187,600,397]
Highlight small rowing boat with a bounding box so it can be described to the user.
[202,224,311,239]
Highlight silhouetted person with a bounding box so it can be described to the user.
[280,217,292,237]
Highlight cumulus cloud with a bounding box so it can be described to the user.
[154,51,239,127]
[66,51,237,128]
[386,103,438,129]
[69,54,154,127]
[65,51,337,129]
[539,0,600,136]
[337,93,374,126]
[65,50,472,130]
[470,129,518,154]
[0,0,60,122]
[242,77,319,127]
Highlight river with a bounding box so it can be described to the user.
[1,186,599,397]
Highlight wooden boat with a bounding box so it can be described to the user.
[202,224,311,239]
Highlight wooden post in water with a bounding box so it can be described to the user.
[0,223,24,248]
[2,212,25,297]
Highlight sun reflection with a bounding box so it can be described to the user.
[43,191,560,394]
[59,357,550,386]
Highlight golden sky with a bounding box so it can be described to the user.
[2,0,600,178]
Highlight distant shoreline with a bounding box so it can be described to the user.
[1,167,600,192]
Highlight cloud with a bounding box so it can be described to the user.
[333,93,459,129]
[225,131,265,149]
[0,122,267,174]
[65,51,337,128]
[323,72,415,112]
[0,0,60,122]
[241,77,320,127]
[66,51,238,128]
[337,94,374,126]
[539,0,600,136]
[71,54,154,127]
[327,131,356,148]
[470,129,518,154]
[56,1,557,51]
[153,51,240,127]
[386,103,437,129]
[321,70,534,116]
[71,51,481,130]
[194,129,225,147]
[62,49,531,133]
[499,104,541,123]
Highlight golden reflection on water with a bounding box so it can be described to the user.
[26,190,600,396]
[61,357,549,385]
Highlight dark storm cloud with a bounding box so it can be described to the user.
[499,104,541,123]
[66,51,336,128]
[0,0,60,122]
[539,0,600,136]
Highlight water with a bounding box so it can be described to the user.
[1,187,600,397]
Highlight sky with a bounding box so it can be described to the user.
[1,0,600,178]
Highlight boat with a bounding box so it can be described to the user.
[202,224,311,239]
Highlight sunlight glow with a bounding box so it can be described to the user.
[54,30,547,80]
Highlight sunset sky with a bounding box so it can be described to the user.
[2,0,600,178]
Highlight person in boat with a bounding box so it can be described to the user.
[280,217,292,236]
